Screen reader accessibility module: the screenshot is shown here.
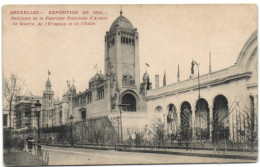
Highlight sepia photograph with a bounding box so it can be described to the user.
[2,4,258,166]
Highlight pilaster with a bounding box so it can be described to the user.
[134,30,140,89]
[116,29,122,89]
[209,105,213,141]
[192,106,196,138]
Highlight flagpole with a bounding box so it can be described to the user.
[177,64,180,82]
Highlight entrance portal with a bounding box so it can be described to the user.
[121,94,136,112]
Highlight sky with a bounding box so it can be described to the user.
[2,4,257,98]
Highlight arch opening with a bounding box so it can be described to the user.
[167,104,178,139]
[155,106,163,113]
[195,98,210,140]
[121,93,136,112]
[213,95,229,141]
[180,102,192,140]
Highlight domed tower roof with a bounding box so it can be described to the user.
[46,78,51,87]
[89,73,106,83]
[109,10,134,32]
[89,72,106,88]
[143,72,150,83]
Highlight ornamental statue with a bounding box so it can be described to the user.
[122,73,135,85]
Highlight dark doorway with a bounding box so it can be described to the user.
[121,94,136,112]
[81,109,86,121]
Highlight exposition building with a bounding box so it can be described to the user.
[12,11,257,143]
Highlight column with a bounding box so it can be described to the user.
[116,29,122,89]
[177,109,181,128]
[134,30,140,88]
[209,106,213,142]
[192,107,196,139]
[254,95,258,134]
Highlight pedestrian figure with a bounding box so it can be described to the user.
[26,134,34,153]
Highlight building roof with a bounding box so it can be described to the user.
[89,73,106,84]
[109,11,134,32]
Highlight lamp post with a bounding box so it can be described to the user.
[116,104,130,143]
[34,100,42,156]
[69,114,74,146]
[191,60,200,99]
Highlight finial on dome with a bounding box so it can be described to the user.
[120,5,123,16]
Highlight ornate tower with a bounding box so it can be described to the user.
[42,77,54,127]
[105,10,140,90]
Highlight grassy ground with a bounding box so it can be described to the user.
[3,150,45,166]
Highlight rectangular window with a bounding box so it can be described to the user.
[112,37,115,45]
[126,38,128,44]
[87,93,92,103]
[132,39,135,45]
[3,114,8,126]
[82,95,86,104]
[82,110,86,121]
[97,88,104,100]
[123,37,125,43]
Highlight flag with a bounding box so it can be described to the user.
[163,70,166,86]
[94,64,98,73]
[48,70,51,76]
[145,63,150,67]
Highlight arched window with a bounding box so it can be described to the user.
[195,98,210,140]
[155,106,163,113]
[167,104,178,136]
[213,95,229,141]
[180,101,192,140]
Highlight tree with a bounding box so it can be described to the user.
[3,73,24,129]
[236,104,258,151]
[149,117,167,146]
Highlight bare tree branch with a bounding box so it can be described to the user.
[2,73,24,129]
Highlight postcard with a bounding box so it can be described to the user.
[2,4,258,166]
